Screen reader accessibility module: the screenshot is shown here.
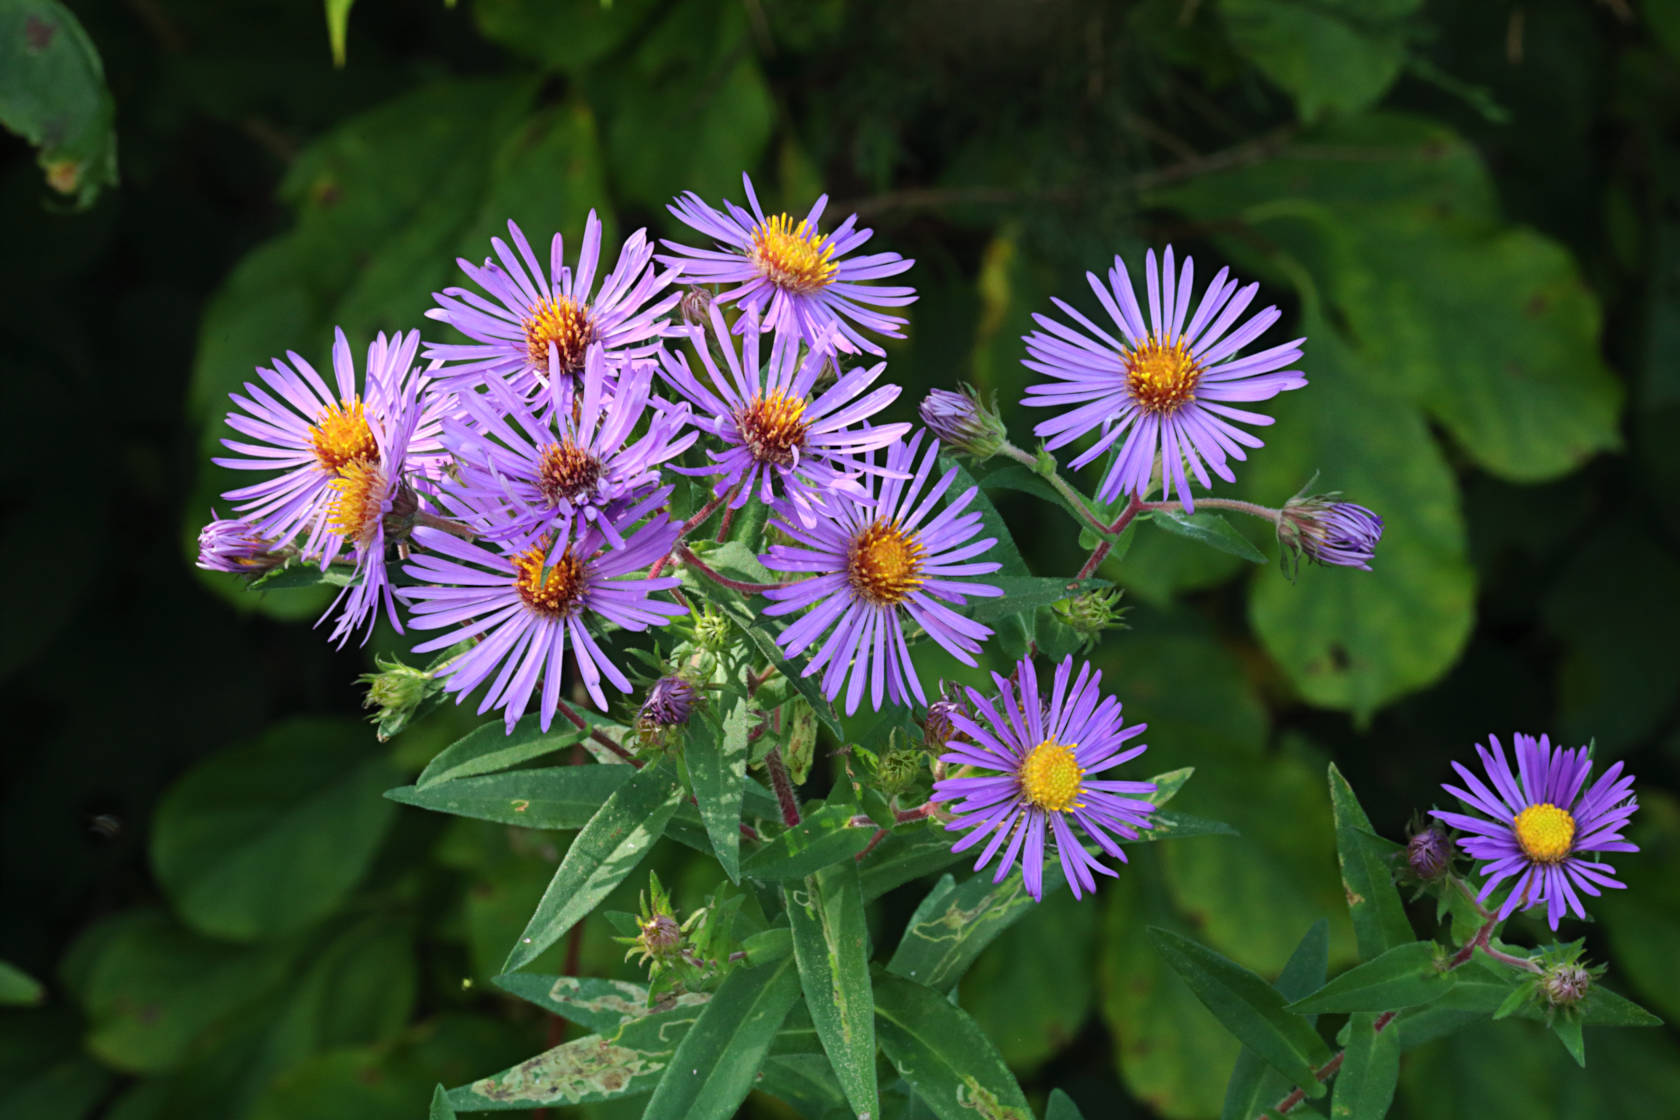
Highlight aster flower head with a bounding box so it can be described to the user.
[661,172,916,354]
[1279,493,1383,574]
[445,344,695,548]
[1430,733,1639,931]
[658,303,910,525]
[759,431,1003,715]
[639,675,699,734]
[426,213,680,397]
[196,511,287,573]
[401,491,687,730]
[918,385,1008,462]
[1021,246,1306,510]
[932,655,1156,901]
[213,328,449,561]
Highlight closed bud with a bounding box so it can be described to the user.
[1052,587,1128,649]
[1543,962,1592,1008]
[919,386,1008,461]
[680,287,714,329]
[1406,826,1452,880]
[923,698,962,753]
[690,604,733,651]
[875,746,923,797]
[637,676,699,747]
[1278,490,1384,576]
[357,655,441,741]
[196,510,288,574]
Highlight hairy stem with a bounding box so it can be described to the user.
[1140,497,1282,525]
[679,544,786,595]
[554,698,639,766]
[1074,494,1144,582]
[764,747,802,827]
[413,510,478,539]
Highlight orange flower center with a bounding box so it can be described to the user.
[1513,803,1575,864]
[538,440,604,505]
[511,539,588,617]
[1020,740,1084,812]
[847,519,925,607]
[523,296,595,376]
[738,390,809,467]
[327,460,388,546]
[749,214,837,294]
[1125,339,1202,415]
[309,399,378,472]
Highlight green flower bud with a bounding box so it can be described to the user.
[1052,587,1128,650]
[357,655,440,741]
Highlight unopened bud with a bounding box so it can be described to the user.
[1053,587,1128,649]
[919,386,1008,461]
[691,604,732,651]
[875,747,923,797]
[1543,963,1592,1008]
[680,287,714,329]
[1406,826,1452,880]
[637,676,699,745]
[1279,493,1384,575]
[196,510,288,573]
[357,655,441,740]
[640,913,683,958]
[923,698,962,753]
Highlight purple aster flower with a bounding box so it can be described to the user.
[1280,496,1384,572]
[444,344,695,548]
[759,432,1003,715]
[1021,246,1306,510]
[425,213,680,397]
[918,386,1008,461]
[401,492,686,729]
[196,511,288,573]
[932,655,1156,901]
[657,303,909,526]
[1430,733,1639,930]
[213,328,449,560]
[638,676,699,735]
[660,172,916,354]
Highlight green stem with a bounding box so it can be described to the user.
[1140,496,1282,525]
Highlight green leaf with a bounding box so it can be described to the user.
[1147,510,1267,564]
[1576,985,1664,1028]
[1047,1089,1088,1120]
[962,577,1112,625]
[740,804,875,881]
[888,871,1039,991]
[471,0,662,72]
[785,864,878,1120]
[386,765,632,828]
[641,957,802,1120]
[245,560,358,591]
[0,961,44,1006]
[1328,764,1413,959]
[874,975,1034,1120]
[417,712,620,787]
[428,1084,454,1120]
[858,822,968,902]
[490,974,711,1035]
[323,0,355,66]
[1218,0,1418,122]
[741,927,794,967]
[756,1053,850,1117]
[1149,927,1333,1097]
[1551,1015,1587,1068]
[1221,920,1330,1120]
[0,1008,112,1120]
[1149,766,1195,807]
[688,692,751,882]
[150,717,400,941]
[0,0,118,206]
[1332,1012,1400,1119]
[1289,942,1456,1015]
[504,759,683,971]
[962,888,1099,1074]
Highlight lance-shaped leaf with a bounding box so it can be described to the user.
[874,974,1033,1120]
[960,576,1112,625]
[1221,920,1329,1120]
[417,713,619,788]
[887,871,1036,992]
[756,1053,849,1117]
[429,1084,456,1120]
[1148,510,1267,563]
[740,804,874,881]
[640,957,802,1120]
[1149,928,1332,1098]
[858,823,966,902]
[1288,942,1456,1015]
[491,974,710,1035]
[1046,1088,1088,1120]
[1333,1012,1400,1119]
[447,998,708,1110]
[504,760,682,972]
[785,863,877,1120]
[688,692,752,881]
[386,766,632,829]
[1328,764,1413,959]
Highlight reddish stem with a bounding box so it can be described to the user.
[1073,493,1144,582]
[555,698,640,766]
[680,545,785,595]
[764,747,802,827]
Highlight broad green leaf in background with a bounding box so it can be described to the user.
[0,0,118,206]
[504,759,683,971]
[1220,920,1329,1120]
[471,0,663,73]
[1146,510,1267,565]
[1328,764,1413,959]
[388,765,631,829]
[1149,927,1332,1098]
[0,1008,112,1120]
[640,957,802,1120]
[888,870,1036,992]
[874,975,1034,1120]
[1288,942,1456,1015]
[739,804,875,881]
[150,718,400,942]
[0,961,43,1006]
[687,691,751,882]
[1333,1012,1400,1120]
[962,887,1099,1074]
[417,712,622,787]
[785,862,877,1120]
[1217,0,1420,122]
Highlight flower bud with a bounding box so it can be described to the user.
[1406,826,1452,880]
[1052,587,1128,649]
[919,386,1008,462]
[1542,962,1592,1008]
[680,287,714,329]
[923,698,962,753]
[639,913,683,958]
[1278,492,1384,575]
[357,655,441,741]
[874,746,923,797]
[690,604,733,651]
[196,510,287,573]
[637,676,699,745]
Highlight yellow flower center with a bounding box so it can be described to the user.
[749,214,837,295]
[537,440,603,504]
[309,399,378,472]
[1513,803,1576,864]
[523,296,595,375]
[737,390,809,467]
[1020,739,1084,813]
[511,539,588,617]
[1125,339,1202,415]
[846,519,925,607]
[327,460,387,546]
